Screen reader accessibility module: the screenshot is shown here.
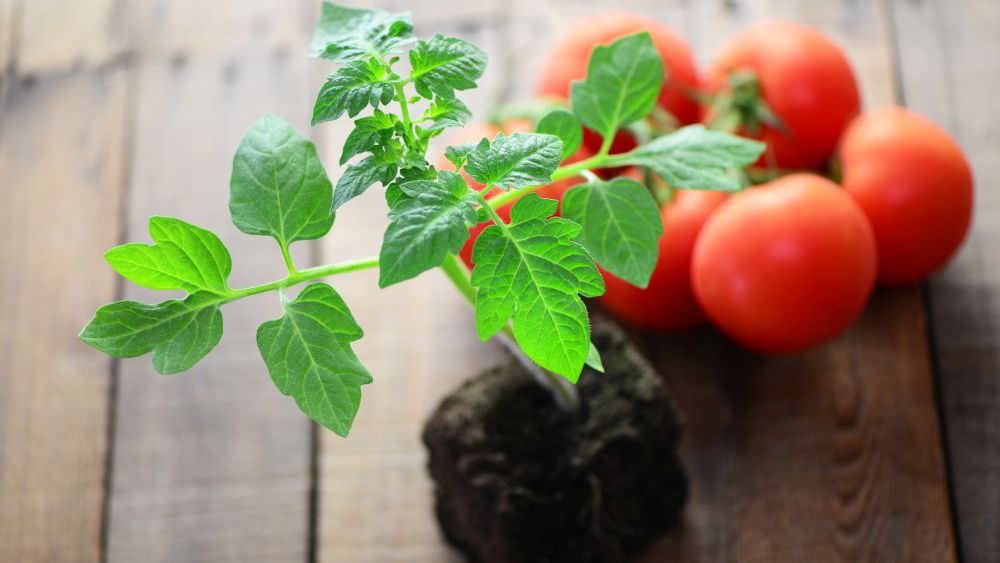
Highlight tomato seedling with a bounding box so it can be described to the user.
[80,2,763,436]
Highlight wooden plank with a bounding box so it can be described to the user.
[0,0,15,74]
[0,66,129,562]
[0,0,17,116]
[105,4,319,559]
[0,0,129,559]
[890,1,1000,561]
[16,0,124,74]
[314,9,505,562]
[123,0,310,58]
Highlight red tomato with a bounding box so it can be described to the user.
[692,174,876,353]
[706,21,860,169]
[434,121,593,268]
[535,12,701,155]
[840,107,973,285]
[601,175,728,331]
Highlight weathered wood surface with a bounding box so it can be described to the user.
[892,1,1000,561]
[0,0,996,562]
[105,2,320,562]
[0,3,129,558]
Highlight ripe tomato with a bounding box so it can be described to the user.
[705,21,860,170]
[535,12,701,155]
[434,121,593,267]
[600,172,728,331]
[692,174,876,353]
[840,107,973,285]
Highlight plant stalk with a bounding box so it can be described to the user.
[485,153,608,210]
[439,252,477,305]
[439,254,580,412]
[227,255,380,301]
[497,327,580,412]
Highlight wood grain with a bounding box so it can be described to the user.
[0,0,129,559]
[122,0,310,58]
[0,67,129,562]
[105,3,319,561]
[891,0,1000,560]
[0,0,15,75]
[16,0,125,73]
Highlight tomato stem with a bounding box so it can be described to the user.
[226,255,380,302]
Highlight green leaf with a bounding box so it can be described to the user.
[444,142,477,170]
[385,165,436,209]
[409,34,487,99]
[610,125,766,191]
[378,171,478,287]
[312,58,396,125]
[334,154,398,210]
[420,96,472,134]
[311,2,413,62]
[230,114,335,249]
[585,341,604,373]
[470,194,604,381]
[257,283,373,437]
[537,109,582,160]
[80,293,222,364]
[465,133,563,190]
[152,304,223,375]
[340,111,399,165]
[570,32,663,141]
[105,216,232,295]
[562,178,663,288]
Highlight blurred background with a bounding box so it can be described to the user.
[1,0,997,561]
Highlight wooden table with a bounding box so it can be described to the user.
[1,0,997,561]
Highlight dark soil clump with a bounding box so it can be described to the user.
[423,320,687,563]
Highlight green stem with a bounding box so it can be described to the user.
[227,256,380,301]
[439,253,476,306]
[478,188,510,227]
[597,130,615,157]
[395,81,416,146]
[486,153,609,210]
[280,244,297,276]
[441,250,580,412]
[500,325,580,412]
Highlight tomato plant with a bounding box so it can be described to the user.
[79,3,764,435]
[692,174,876,353]
[705,21,860,170]
[840,107,973,284]
[599,169,728,331]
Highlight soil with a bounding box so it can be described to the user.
[422,319,687,563]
